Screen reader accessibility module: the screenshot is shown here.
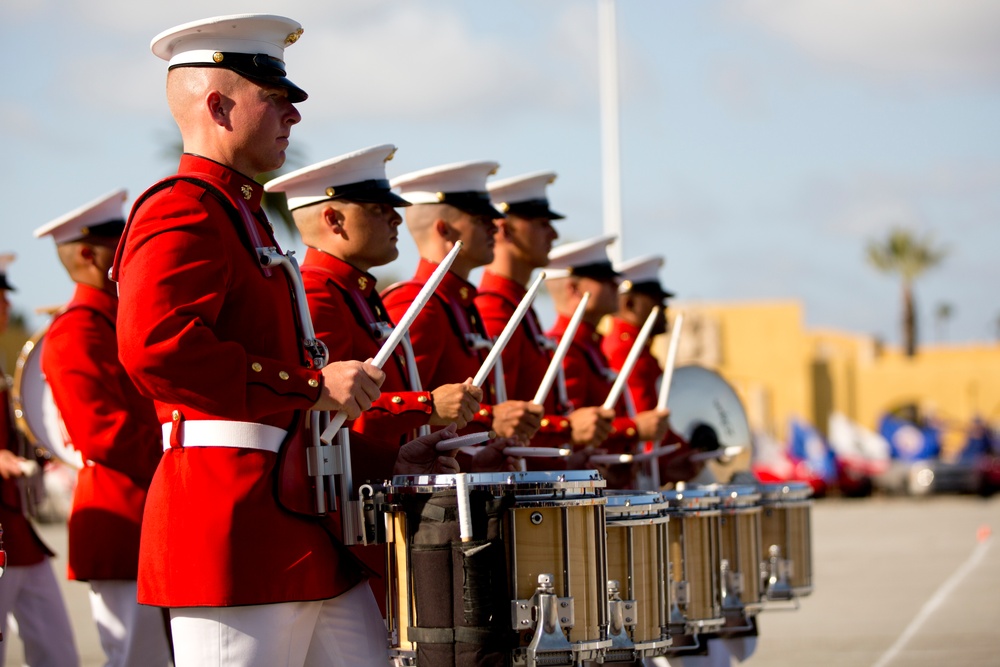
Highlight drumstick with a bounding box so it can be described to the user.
[502,446,571,458]
[433,431,496,451]
[689,446,744,462]
[602,306,661,411]
[656,312,684,411]
[455,473,473,543]
[630,443,682,462]
[321,242,463,444]
[588,452,635,465]
[472,272,546,389]
[532,292,590,406]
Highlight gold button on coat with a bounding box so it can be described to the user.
[251,362,263,372]
[279,371,290,380]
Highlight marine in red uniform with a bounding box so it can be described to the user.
[602,255,672,414]
[477,171,614,456]
[544,236,670,489]
[34,191,170,666]
[264,144,479,615]
[605,255,703,486]
[0,255,78,666]
[266,145,482,450]
[383,161,543,448]
[113,15,409,666]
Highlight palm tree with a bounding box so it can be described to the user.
[866,228,947,357]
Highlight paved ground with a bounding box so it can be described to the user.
[3,494,998,666]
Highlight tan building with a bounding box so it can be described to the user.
[653,299,1000,457]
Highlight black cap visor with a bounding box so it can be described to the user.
[171,52,308,103]
[504,199,565,221]
[326,179,411,207]
[439,191,506,219]
[625,280,674,300]
[569,261,620,282]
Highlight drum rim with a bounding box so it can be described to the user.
[389,469,606,494]
[757,481,814,502]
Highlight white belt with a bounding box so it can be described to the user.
[161,420,288,453]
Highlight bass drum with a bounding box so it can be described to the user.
[666,365,753,480]
[11,326,83,470]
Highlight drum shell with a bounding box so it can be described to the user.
[384,471,609,663]
[712,486,763,612]
[662,489,724,633]
[604,491,671,648]
[759,483,814,597]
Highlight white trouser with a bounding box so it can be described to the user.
[89,580,172,667]
[169,580,390,667]
[0,559,78,667]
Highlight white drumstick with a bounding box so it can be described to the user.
[689,446,744,462]
[455,473,473,543]
[502,447,571,458]
[473,271,545,388]
[532,292,590,406]
[603,306,661,411]
[630,443,681,462]
[434,431,496,451]
[657,312,684,411]
[322,242,464,443]
[588,453,635,465]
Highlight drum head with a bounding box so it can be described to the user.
[667,365,752,452]
[12,330,83,469]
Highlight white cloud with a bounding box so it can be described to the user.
[729,0,1000,86]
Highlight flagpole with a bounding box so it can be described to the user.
[598,0,623,263]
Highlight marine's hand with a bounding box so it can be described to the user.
[634,408,670,443]
[428,379,483,428]
[394,424,461,475]
[313,360,385,417]
[490,401,544,445]
[569,406,616,448]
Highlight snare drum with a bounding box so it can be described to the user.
[703,484,763,631]
[661,487,724,641]
[384,471,609,667]
[603,490,671,660]
[758,482,814,600]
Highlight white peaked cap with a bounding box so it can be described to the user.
[391,160,505,218]
[487,171,564,219]
[150,14,307,102]
[34,189,128,244]
[615,255,663,284]
[615,254,674,298]
[264,144,408,210]
[545,233,619,280]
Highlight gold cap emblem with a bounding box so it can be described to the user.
[213,52,224,63]
[241,184,253,200]
[384,147,397,162]
[435,192,446,202]
[488,166,498,176]
[358,276,368,290]
[285,28,304,46]
[325,186,336,197]
[498,202,509,213]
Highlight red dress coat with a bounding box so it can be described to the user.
[547,316,641,488]
[302,248,432,449]
[476,271,574,446]
[603,316,662,414]
[115,154,362,607]
[0,377,52,566]
[41,284,160,581]
[381,259,495,431]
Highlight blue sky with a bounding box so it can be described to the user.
[2,0,998,345]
